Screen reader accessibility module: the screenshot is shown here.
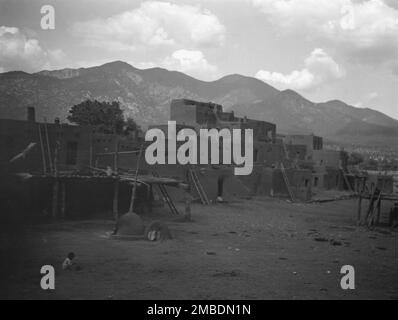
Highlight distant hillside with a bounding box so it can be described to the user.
[0,60,397,148]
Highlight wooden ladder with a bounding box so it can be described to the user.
[189,167,210,205]
[366,178,387,228]
[152,171,180,215]
[281,163,295,202]
[340,166,354,193]
[282,141,290,160]
[367,191,382,229]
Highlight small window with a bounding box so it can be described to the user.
[66,141,78,165]
[314,177,319,187]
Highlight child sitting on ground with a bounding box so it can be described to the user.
[62,252,80,270]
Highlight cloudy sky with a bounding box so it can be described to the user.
[0,0,398,119]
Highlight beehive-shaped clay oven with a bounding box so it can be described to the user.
[116,212,145,236]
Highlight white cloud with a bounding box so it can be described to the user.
[368,92,379,100]
[0,26,66,72]
[161,49,219,80]
[252,0,342,28]
[256,69,314,90]
[255,48,345,90]
[251,0,398,64]
[135,61,158,69]
[72,1,226,51]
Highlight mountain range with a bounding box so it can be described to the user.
[0,60,397,148]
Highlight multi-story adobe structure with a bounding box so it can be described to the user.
[170,99,276,143]
[0,107,92,174]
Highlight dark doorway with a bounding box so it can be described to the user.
[66,141,78,165]
[217,176,224,197]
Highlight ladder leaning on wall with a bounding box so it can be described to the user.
[339,165,354,193]
[282,141,290,160]
[189,167,210,205]
[280,162,295,202]
[152,171,180,215]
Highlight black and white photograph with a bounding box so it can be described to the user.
[0,0,397,303]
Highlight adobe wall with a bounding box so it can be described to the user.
[367,174,394,194]
[238,167,312,201]
[312,150,342,168]
[271,168,312,201]
[0,119,92,173]
[170,100,199,126]
[284,135,314,155]
[255,142,284,167]
[238,165,269,196]
[286,144,307,161]
[242,119,276,143]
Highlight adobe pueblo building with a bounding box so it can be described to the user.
[149,99,353,203]
[1,99,392,224]
[0,107,186,221]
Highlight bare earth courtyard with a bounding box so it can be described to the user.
[1,197,397,300]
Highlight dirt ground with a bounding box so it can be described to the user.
[1,197,397,300]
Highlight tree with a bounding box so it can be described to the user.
[67,100,140,135]
[123,117,141,136]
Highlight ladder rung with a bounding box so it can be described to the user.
[192,170,210,205]
[189,168,210,205]
[152,171,179,215]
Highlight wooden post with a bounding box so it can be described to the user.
[114,137,119,174]
[183,169,192,221]
[60,181,66,219]
[357,193,362,226]
[54,141,59,176]
[44,119,53,174]
[89,130,93,168]
[128,145,144,214]
[366,185,377,222]
[376,197,382,225]
[113,180,119,221]
[38,124,47,174]
[52,178,59,219]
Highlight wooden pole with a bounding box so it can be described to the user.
[60,181,66,219]
[183,169,192,221]
[372,178,386,227]
[54,141,59,176]
[114,136,119,173]
[357,193,363,226]
[366,185,377,222]
[113,180,119,221]
[44,119,53,174]
[52,178,59,219]
[128,144,144,214]
[376,197,382,225]
[89,130,93,169]
[38,124,47,174]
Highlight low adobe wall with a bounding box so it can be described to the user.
[239,167,312,201]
